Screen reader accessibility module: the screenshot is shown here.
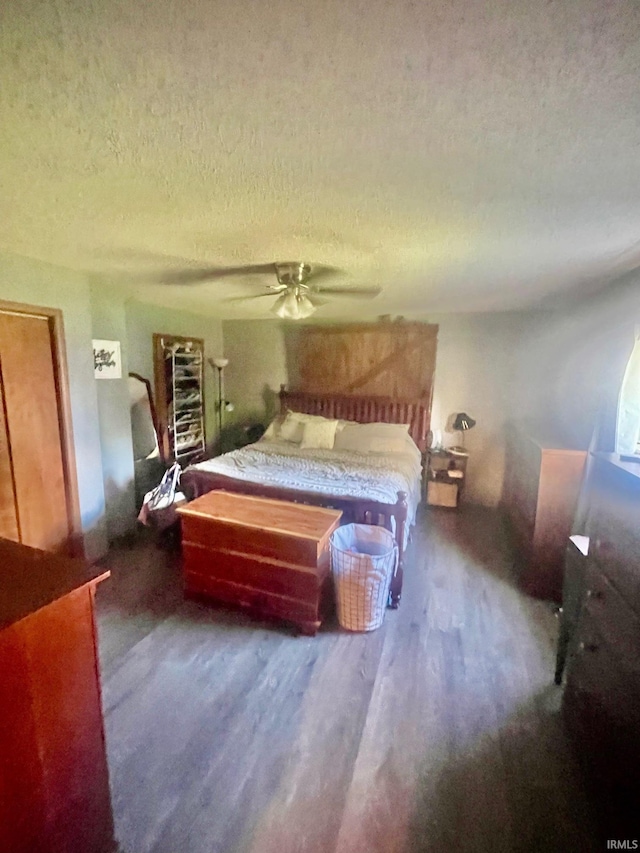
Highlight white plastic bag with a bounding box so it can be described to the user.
[138,463,183,527]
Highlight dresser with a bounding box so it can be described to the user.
[502,425,587,600]
[0,539,115,853]
[562,454,640,834]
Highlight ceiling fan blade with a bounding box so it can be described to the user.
[212,263,277,277]
[146,263,277,286]
[307,264,343,283]
[274,262,344,286]
[151,267,236,285]
[313,286,382,298]
[221,292,280,303]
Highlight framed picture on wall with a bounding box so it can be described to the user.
[93,340,122,379]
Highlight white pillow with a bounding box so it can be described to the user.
[278,410,345,443]
[263,411,373,444]
[262,413,304,441]
[365,435,414,454]
[334,422,411,452]
[360,421,410,434]
[261,417,281,441]
[279,412,306,442]
[300,418,339,450]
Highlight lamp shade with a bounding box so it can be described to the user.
[453,412,476,431]
[211,357,229,369]
[294,295,316,319]
[271,289,317,320]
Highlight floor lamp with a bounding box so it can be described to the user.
[209,357,231,438]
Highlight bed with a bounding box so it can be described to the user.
[180,387,430,606]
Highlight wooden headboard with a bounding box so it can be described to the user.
[279,386,431,453]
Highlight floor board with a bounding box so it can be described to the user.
[96,507,599,853]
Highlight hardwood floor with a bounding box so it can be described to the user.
[96,507,599,853]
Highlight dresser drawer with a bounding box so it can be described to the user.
[565,611,640,739]
[582,562,640,674]
[589,527,640,613]
[563,456,640,831]
[564,613,640,823]
[586,459,640,613]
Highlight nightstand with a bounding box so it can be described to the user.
[426,449,468,507]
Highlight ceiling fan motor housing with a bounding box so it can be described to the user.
[275,262,312,287]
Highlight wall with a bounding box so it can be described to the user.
[0,251,108,559]
[79,294,225,539]
[126,301,224,448]
[222,314,532,506]
[90,283,137,540]
[426,312,531,506]
[223,320,288,425]
[1,256,628,540]
[513,273,640,451]
[0,254,226,555]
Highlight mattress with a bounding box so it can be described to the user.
[186,438,423,529]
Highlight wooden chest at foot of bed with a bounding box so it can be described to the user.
[177,491,342,635]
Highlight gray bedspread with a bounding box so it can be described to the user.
[187,439,423,528]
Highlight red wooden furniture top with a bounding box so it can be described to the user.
[0,537,109,631]
[177,490,343,542]
[0,537,114,853]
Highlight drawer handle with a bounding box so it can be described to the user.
[585,589,604,601]
[578,641,599,653]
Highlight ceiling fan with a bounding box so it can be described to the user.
[150,261,381,319]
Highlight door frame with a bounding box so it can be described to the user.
[0,299,83,556]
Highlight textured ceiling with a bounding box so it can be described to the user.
[1,0,640,318]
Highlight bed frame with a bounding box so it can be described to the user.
[181,387,431,608]
[278,386,431,453]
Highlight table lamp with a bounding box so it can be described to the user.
[451,412,476,453]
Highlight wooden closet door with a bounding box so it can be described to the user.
[0,311,71,551]
[0,374,19,541]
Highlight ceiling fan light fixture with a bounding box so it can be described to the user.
[271,288,316,320]
[295,293,316,319]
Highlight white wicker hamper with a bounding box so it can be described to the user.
[330,524,398,632]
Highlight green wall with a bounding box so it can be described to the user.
[0,251,108,559]
[0,252,226,556]
[513,273,640,451]
[221,315,533,507]
[6,246,635,541]
[90,282,137,540]
[125,300,224,449]
[222,290,640,507]
[222,320,288,427]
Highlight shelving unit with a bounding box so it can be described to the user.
[153,334,206,465]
